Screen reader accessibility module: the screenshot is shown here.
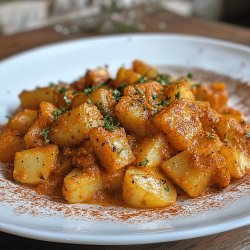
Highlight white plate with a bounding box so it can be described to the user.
[0,34,250,245]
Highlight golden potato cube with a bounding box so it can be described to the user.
[72,88,116,114]
[115,96,149,137]
[24,102,57,148]
[132,60,158,79]
[19,87,56,109]
[71,93,87,108]
[195,83,228,111]
[161,151,211,197]
[84,67,110,88]
[62,168,103,204]
[219,145,250,179]
[153,100,203,151]
[102,169,125,194]
[13,145,59,185]
[50,103,103,147]
[7,109,38,134]
[134,135,171,168]
[89,127,135,172]
[122,167,177,208]
[165,82,194,103]
[113,68,140,88]
[0,128,25,163]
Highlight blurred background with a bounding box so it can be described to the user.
[0,0,250,36]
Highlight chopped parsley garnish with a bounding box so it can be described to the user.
[135,87,143,96]
[58,87,71,105]
[138,75,147,83]
[246,132,250,139]
[48,82,56,87]
[187,72,193,79]
[117,83,127,95]
[138,158,149,167]
[5,115,12,120]
[84,81,107,95]
[153,74,171,85]
[191,83,201,89]
[164,186,170,192]
[102,113,120,131]
[53,107,68,120]
[175,92,181,99]
[40,127,50,144]
[152,93,158,100]
[207,133,216,140]
[112,89,121,101]
[161,97,171,107]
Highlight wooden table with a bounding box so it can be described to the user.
[0,5,250,250]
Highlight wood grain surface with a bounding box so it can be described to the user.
[0,4,250,250]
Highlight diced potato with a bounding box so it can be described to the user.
[165,81,194,103]
[89,127,135,172]
[102,169,125,193]
[122,167,177,208]
[161,151,212,197]
[134,135,171,168]
[153,100,203,151]
[50,103,103,147]
[71,93,87,108]
[24,119,47,148]
[62,167,103,204]
[220,107,245,123]
[24,102,57,148]
[19,87,56,109]
[132,60,158,79]
[115,96,150,137]
[72,88,116,114]
[113,68,140,88]
[195,82,228,111]
[215,116,248,152]
[219,145,250,179]
[84,67,110,88]
[124,81,164,110]
[13,145,59,185]
[39,101,57,123]
[0,128,25,163]
[7,109,38,134]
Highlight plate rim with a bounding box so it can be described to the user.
[0,33,250,245]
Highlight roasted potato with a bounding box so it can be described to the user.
[122,167,177,208]
[13,144,59,185]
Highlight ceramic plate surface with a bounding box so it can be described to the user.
[0,34,250,245]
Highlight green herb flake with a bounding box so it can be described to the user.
[138,75,147,83]
[48,82,56,87]
[246,132,250,139]
[53,107,68,120]
[40,127,50,144]
[191,83,201,89]
[152,93,158,100]
[187,72,193,79]
[175,92,181,99]
[102,113,120,131]
[5,115,12,120]
[84,81,108,95]
[58,87,72,105]
[207,133,216,140]
[138,158,149,167]
[153,74,170,86]
[117,83,127,95]
[164,186,170,192]
[112,89,121,101]
[161,97,171,107]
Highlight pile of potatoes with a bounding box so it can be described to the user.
[0,60,249,208]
